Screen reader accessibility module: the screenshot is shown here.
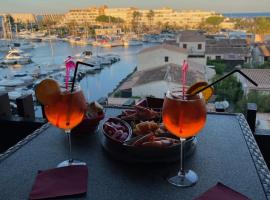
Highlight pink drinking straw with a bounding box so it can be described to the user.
[181,60,188,98]
[64,56,76,90]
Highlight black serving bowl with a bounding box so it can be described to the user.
[100,118,197,163]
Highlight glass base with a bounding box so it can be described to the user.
[168,170,198,187]
[57,160,86,168]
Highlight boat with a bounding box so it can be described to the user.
[100,39,123,48]
[0,78,25,87]
[69,37,88,45]
[75,50,93,61]
[13,41,35,50]
[3,48,32,65]
[123,39,143,46]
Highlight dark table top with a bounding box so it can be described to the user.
[1,107,270,200]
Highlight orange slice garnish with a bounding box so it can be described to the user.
[35,79,61,105]
[186,81,214,102]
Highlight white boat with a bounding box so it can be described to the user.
[0,79,25,87]
[69,37,88,45]
[13,41,35,50]
[8,90,22,101]
[103,54,120,63]
[100,40,123,48]
[75,50,93,61]
[3,48,32,65]
[124,39,143,46]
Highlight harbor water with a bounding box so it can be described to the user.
[0,41,152,103]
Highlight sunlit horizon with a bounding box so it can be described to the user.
[0,0,270,14]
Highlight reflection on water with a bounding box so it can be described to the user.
[0,41,154,102]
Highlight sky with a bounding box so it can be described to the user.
[0,0,270,14]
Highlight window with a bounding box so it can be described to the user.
[216,56,221,60]
[198,44,202,50]
[164,56,169,62]
[183,44,187,49]
[207,56,211,60]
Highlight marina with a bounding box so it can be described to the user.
[0,39,154,106]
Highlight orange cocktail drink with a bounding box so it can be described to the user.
[162,93,206,138]
[45,88,86,130]
[162,91,207,187]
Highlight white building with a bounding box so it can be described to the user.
[137,44,187,71]
[177,30,206,55]
[176,30,207,65]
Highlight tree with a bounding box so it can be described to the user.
[65,20,78,36]
[96,15,124,24]
[146,10,155,27]
[254,17,270,40]
[213,75,243,103]
[204,16,224,33]
[132,11,142,33]
[235,91,270,113]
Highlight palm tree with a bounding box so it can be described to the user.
[146,10,155,27]
[132,11,142,33]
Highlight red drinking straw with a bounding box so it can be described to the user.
[181,60,188,98]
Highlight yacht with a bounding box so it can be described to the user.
[123,39,143,46]
[75,50,93,61]
[3,48,32,65]
[69,37,88,45]
[13,41,35,50]
[100,39,123,48]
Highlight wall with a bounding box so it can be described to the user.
[179,41,206,54]
[137,49,187,71]
[188,57,207,66]
[132,81,180,98]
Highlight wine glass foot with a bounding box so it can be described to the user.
[168,170,198,187]
[57,160,86,168]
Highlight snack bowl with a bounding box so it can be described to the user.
[72,101,105,134]
[72,113,105,134]
[101,117,132,144]
[99,121,197,163]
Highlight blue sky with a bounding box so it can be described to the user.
[0,0,269,14]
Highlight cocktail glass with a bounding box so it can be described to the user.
[44,83,87,167]
[162,91,207,187]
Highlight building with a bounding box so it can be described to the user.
[10,13,36,24]
[176,30,207,65]
[237,69,270,95]
[64,6,104,25]
[104,7,137,26]
[137,44,188,71]
[95,27,123,36]
[126,63,205,98]
[40,14,65,25]
[252,45,270,65]
[63,6,219,28]
[205,38,251,65]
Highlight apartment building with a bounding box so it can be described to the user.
[64,6,104,25]
[104,7,137,25]
[9,13,36,24]
[63,6,219,28]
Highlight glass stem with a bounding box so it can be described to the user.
[65,129,73,163]
[179,138,186,176]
